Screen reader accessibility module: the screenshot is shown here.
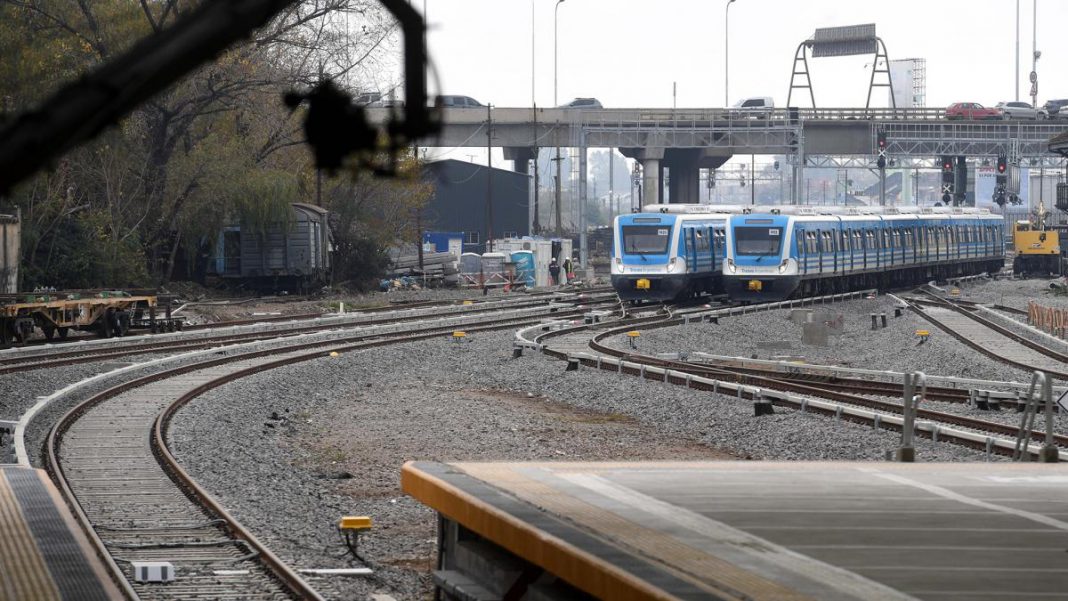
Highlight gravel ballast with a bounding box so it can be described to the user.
[169,328,997,601]
[625,296,1033,383]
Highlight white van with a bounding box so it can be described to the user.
[730,97,774,118]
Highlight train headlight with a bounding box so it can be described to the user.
[778,259,789,274]
[667,257,678,272]
[726,258,736,274]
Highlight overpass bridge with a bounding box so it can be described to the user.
[375,106,1068,265]
[376,106,1068,206]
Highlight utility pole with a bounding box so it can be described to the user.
[1015,0,1020,101]
[608,149,615,222]
[486,104,494,252]
[530,0,540,234]
[750,154,755,205]
[553,152,563,236]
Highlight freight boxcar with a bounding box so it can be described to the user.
[210,203,333,292]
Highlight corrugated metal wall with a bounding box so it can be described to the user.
[0,212,20,294]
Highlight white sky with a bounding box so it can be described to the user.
[416,0,1067,166]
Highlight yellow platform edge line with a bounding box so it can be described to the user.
[400,461,679,601]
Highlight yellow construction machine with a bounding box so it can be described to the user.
[1012,200,1061,276]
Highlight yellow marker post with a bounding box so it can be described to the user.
[626,330,641,349]
[329,351,340,358]
[915,329,930,343]
[452,331,467,344]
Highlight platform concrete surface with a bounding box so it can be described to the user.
[402,461,1068,601]
[0,466,121,601]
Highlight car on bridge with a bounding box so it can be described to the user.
[945,102,1003,120]
[1044,99,1068,120]
[434,95,483,108]
[729,97,774,119]
[559,97,603,109]
[995,101,1047,120]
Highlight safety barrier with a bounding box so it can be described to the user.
[1027,301,1068,338]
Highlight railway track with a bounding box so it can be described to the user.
[902,290,1068,380]
[22,293,617,598]
[519,292,1065,459]
[1,291,616,375]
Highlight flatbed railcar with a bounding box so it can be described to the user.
[723,206,1005,302]
[0,289,178,346]
[611,204,745,301]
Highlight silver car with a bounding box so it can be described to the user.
[995,101,1048,120]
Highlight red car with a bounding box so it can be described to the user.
[945,102,1003,120]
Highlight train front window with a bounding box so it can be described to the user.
[734,226,782,255]
[622,225,671,254]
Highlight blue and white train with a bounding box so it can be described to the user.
[723,206,1005,301]
[611,205,744,301]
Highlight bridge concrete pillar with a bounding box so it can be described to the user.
[663,149,702,204]
[503,147,536,174]
[618,147,665,208]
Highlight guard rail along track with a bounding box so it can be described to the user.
[32,296,613,599]
[516,290,1064,460]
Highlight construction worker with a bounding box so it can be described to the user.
[548,258,561,286]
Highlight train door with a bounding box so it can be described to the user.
[828,228,837,273]
[844,229,853,272]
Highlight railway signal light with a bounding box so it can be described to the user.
[940,156,954,172]
[877,130,887,150]
[997,156,1007,174]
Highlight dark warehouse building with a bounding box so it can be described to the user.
[422,159,531,253]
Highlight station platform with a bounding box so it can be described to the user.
[0,466,121,601]
[402,461,1068,601]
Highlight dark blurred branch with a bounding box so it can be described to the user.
[0,0,299,195]
[0,0,435,195]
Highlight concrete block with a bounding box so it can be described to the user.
[801,322,829,346]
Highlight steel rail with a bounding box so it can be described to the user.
[1,292,616,374]
[905,292,1068,380]
[525,299,1064,457]
[43,305,575,599]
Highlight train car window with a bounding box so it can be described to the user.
[694,229,710,252]
[622,225,671,254]
[797,233,804,256]
[735,226,783,255]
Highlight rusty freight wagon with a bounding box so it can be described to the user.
[0,289,177,346]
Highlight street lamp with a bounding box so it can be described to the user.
[725,0,736,107]
[553,0,565,236]
[554,0,565,106]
